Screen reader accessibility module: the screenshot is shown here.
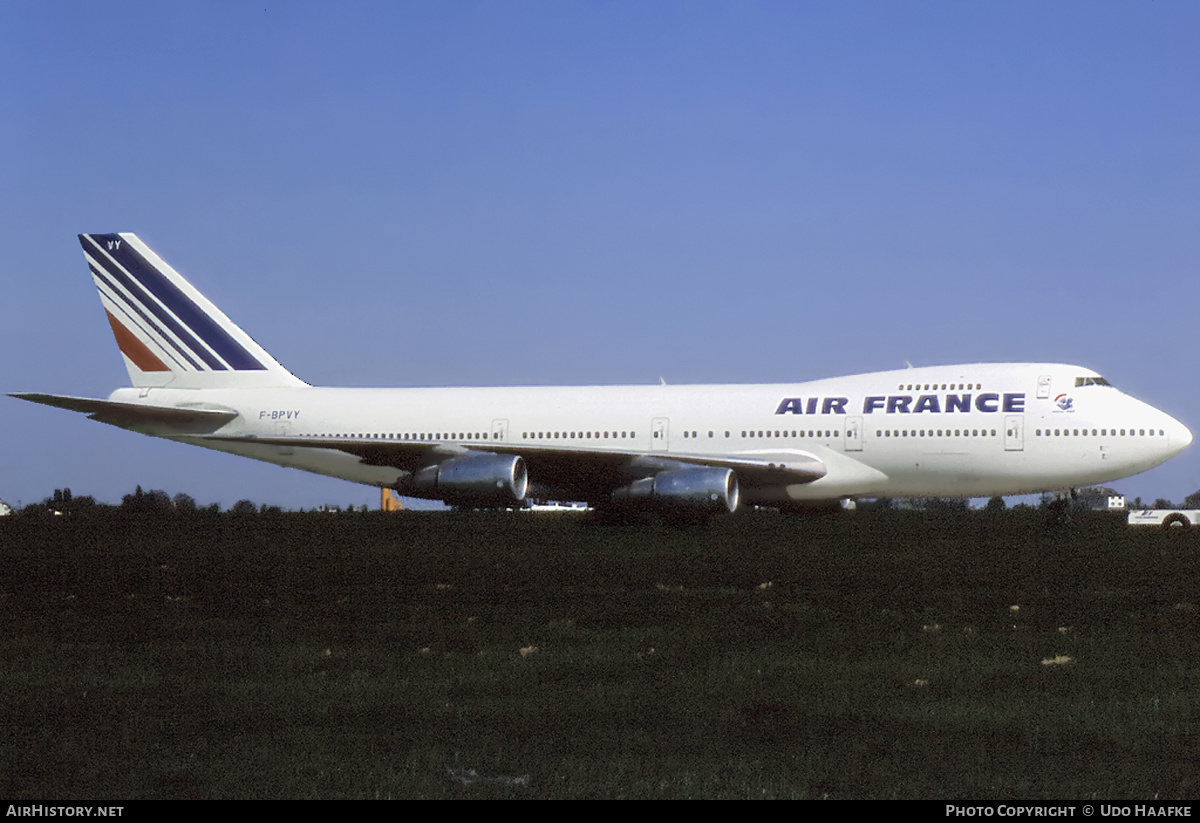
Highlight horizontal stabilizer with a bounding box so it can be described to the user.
[10,393,237,435]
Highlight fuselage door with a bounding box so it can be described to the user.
[1004,415,1024,452]
[1037,375,1052,400]
[491,419,509,443]
[651,417,669,452]
[845,416,863,452]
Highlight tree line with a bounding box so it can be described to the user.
[14,486,289,517]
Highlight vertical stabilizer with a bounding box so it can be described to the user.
[80,233,306,389]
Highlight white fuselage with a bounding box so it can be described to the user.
[113,362,1191,505]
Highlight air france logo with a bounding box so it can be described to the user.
[1055,394,1074,412]
[775,393,1026,416]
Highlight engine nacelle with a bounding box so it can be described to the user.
[408,453,528,505]
[612,467,739,513]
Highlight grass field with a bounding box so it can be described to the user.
[2,509,1198,799]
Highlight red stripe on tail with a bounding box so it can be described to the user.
[105,310,170,372]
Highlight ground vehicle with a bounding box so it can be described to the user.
[1128,509,1200,529]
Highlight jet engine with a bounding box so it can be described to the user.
[612,467,739,513]
[408,453,528,505]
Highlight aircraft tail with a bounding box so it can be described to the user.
[80,233,306,390]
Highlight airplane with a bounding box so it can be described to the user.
[10,233,1193,515]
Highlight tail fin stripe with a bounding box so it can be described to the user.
[88,259,208,371]
[93,270,200,371]
[83,238,235,371]
[103,310,171,372]
[96,238,268,372]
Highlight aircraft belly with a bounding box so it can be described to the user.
[839,452,1017,498]
[178,438,405,487]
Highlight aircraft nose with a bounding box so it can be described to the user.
[1171,419,1190,451]
[1168,415,1192,454]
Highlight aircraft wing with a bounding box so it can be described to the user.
[488,444,827,488]
[10,393,238,434]
[201,433,458,473]
[201,434,827,494]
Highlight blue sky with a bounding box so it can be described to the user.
[3,1,1198,509]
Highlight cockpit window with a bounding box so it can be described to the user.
[1074,376,1112,387]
